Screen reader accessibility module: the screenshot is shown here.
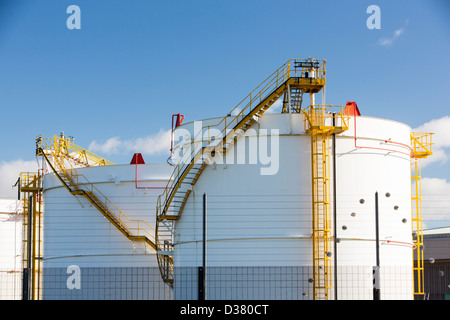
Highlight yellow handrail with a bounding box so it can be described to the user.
[411,132,433,158]
[72,172,159,242]
[36,134,168,247]
[157,59,326,220]
[19,172,43,192]
[302,105,349,133]
[36,134,115,167]
[155,59,328,283]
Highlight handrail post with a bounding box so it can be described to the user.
[288,60,291,78]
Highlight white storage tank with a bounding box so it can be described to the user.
[171,110,414,300]
[0,199,23,300]
[41,163,173,300]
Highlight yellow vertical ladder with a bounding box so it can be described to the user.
[310,130,332,299]
[410,132,433,296]
[304,105,349,300]
[155,59,328,285]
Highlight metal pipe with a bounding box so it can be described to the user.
[374,191,381,300]
[202,193,207,299]
[198,193,207,300]
[203,193,207,270]
[332,113,338,300]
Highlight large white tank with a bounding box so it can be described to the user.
[42,163,173,300]
[171,112,414,300]
[0,199,23,300]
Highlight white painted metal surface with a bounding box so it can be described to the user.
[172,113,414,299]
[42,164,172,299]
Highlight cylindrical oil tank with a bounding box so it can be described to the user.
[171,112,414,300]
[42,163,173,300]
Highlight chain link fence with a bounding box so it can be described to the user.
[1,264,449,300]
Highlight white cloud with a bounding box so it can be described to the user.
[230,97,283,116]
[231,108,242,116]
[378,27,404,46]
[88,136,122,155]
[422,177,450,194]
[88,129,172,156]
[0,159,38,198]
[413,116,450,228]
[265,98,283,114]
[421,177,450,228]
[413,116,450,167]
[378,20,408,46]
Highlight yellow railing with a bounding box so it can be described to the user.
[155,59,328,284]
[411,132,433,158]
[36,134,164,249]
[36,134,115,167]
[19,172,42,192]
[156,59,326,219]
[71,172,158,242]
[302,105,349,133]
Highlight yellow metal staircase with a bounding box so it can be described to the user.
[36,134,158,250]
[155,59,328,285]
[303,105,349,300]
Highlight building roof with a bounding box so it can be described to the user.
[423,227,450,236]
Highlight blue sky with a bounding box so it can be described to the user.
[1,0,449,226]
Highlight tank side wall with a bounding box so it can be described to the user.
[41,164,172,299]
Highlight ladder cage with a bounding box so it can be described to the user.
[410,132,433,296]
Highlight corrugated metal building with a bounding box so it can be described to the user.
[421,227,450,300]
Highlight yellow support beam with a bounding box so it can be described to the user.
[18,172,43,300]
[36,134,161,260]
